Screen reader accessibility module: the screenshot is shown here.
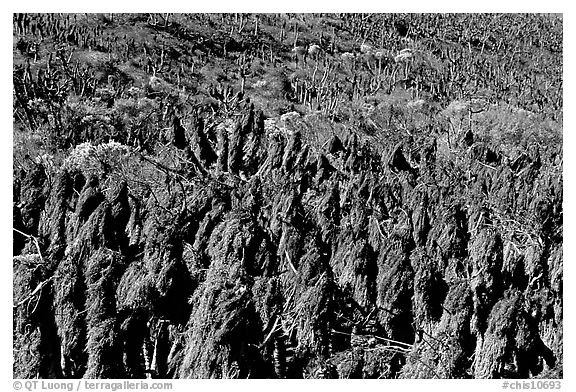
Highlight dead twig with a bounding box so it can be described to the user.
[13,228,45,264]
[13,276,53,309]
[284,250,300,277]
[330,328,413,351]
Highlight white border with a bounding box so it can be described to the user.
[3,5,572,391]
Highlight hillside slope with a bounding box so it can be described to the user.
[13,13,562,379]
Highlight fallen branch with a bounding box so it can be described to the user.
[13,228,45,264]
[330,329,413,351]
[476,161,497,170]
[284,250,300,277]
[260,316,282,347]
[13,276,53,309]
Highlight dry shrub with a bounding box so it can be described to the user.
[427,203,469,262]
[228,106,254,174]
[14,327,42,378]
[410,248,447,327]
[12,13,564,380]
[264,132,286,171]
[84,248,125,378]
[242,109,266,175]
[334,349,364,378]
[251,276,282,328]
[472,105,561,155]
[473,289,522,378]
[491,166,516,214]
[331,347,398,379]
[331,238,376,309]
[282,130,303,173]
[116,261,154,311]
[362,348,399,378]
[130,205,194,324]
[286,273,333,358]
[52,179,122,379]
[401,282,474,378]
[376,237,414,344]
[37,169,73,262]
[523,244,544,287]
[410,187,431,247]
[474,286,557,379]
[501,240,527,290]
[13,255,49,378]
[53,254,88,378]
[17,162,48,236]
[66,202,111,254]
[116,245,188,378]
[468,229,504,335]
[175,217,264,378]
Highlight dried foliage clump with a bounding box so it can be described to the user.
[13,13,561,379]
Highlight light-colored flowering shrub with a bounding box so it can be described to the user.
[64,140,130,176]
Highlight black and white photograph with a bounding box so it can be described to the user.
[11,9,565,384]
